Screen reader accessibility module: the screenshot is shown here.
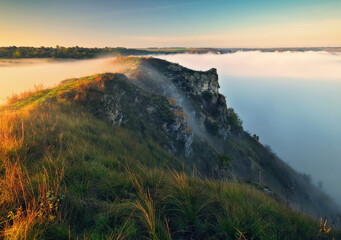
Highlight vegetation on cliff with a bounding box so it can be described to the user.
[0,73,339,239]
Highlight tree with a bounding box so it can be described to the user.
[14,50,21,58]
[226,108,243,131]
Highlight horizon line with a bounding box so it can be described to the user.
[1,46,341,49]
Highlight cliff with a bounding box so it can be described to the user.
[1,57,340,239]
[112,57,341,222]
[57,57,340,224]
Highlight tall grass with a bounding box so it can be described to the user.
[6,84,46,105]
[0,108,64,239]
[0,75,340,239]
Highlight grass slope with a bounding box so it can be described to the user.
[0,74,339,239]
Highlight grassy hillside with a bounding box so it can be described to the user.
[0,74,339,239]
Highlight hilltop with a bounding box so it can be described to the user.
[0,57,340,239]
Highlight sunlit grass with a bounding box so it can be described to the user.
[0,74,340,239]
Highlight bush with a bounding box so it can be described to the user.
[226,108,243,131]
[205,119,220,136]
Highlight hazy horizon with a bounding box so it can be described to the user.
[1,46,341,49]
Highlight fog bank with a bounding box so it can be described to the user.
[154,51,341,206]
[154,51,341,81]
[0,57,119,104]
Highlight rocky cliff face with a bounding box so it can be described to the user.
[60,57,339,226]
[120,58,240,143]
[59,73,194,158]
[108,57,340,225]
[164,62,234,140]
[166,63,219,96]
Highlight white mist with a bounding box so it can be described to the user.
[154,51,341,206]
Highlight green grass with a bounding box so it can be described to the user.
[0,75,339,239]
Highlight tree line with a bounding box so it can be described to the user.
[0,46,152,59]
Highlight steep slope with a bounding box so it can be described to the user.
[110,57,341,223]
[0,60,340,239]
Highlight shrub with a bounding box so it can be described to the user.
[226,108,243,131]
[205,119,220,136]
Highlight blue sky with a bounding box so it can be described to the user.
[1,0,340,47]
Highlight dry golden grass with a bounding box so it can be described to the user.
[6,84,46,105]
[0,106,64,239]
[0,111,25,151]
[0,156,64,239]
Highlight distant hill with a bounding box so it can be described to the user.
[1,46,340,59]
[0,57,340,239]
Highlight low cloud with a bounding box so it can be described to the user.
[155,51,341,80]
[0,57,122,103]
[155,51,341,206]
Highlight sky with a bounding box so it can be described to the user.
[0,0,341,48]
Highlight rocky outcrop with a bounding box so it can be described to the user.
[111,57,341,226]
[167,63,219,96]
[60,73,193,158]
[98,93,125,125]
[134,58,242,141]
[163,101,193,157]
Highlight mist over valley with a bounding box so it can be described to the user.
[2,51,340,205]
[155,51,341,206]
[1,51,341,238]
